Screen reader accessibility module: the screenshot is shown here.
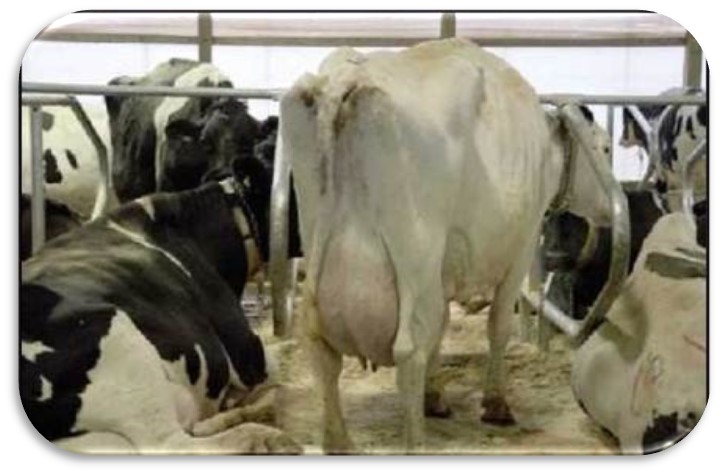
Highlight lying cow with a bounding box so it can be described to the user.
[20,153,302,454]
[572,213,706,454]
[620,88,707,206]
[281,38,616,452]
[20,194,82,261]
[105,58,276,202]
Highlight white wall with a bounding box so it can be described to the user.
[21,39,690,181]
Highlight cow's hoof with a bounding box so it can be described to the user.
[481,396,516,426]
[256,432,303,455]
[323,437,357,455]
[424,391,452,418]
[244,425,303,455]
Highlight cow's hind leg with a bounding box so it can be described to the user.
[308,336,352,454]
[482,233,539,426]
[482,294,516,426]
[302,295,354,454]
[424,303,451,418]
[395,283,447,452]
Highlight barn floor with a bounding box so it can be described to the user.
[252,294,619,456]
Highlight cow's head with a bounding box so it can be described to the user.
[162,98,261,191]
[255,116,279,163]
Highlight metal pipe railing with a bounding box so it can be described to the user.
[22,83,707,107]
[30,106,46,254]
[541,93,706,106]
[681,139,708,217]
[522,289,581,338]
[556,104,631,345]
[22,82,284,100]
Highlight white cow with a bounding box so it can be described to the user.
[280,38,614,452]
[572,213,706,454]
[21,105,113,219]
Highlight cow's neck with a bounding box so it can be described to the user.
[218,178,263,278]
[144,183,253,296]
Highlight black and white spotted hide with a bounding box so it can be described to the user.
[20,182,299,454]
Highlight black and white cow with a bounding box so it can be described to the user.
[105,58,276,202]
[572,213,706,454]
[21,106,112,219]
[544,188,664,319]
[544,184,708,320]
[620,88,708,202]
[20,148,303,453]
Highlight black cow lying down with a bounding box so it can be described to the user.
[20,176,301,454]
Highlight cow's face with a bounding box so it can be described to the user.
[543,212,594,272]
[163,99,261,191]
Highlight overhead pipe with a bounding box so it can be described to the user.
[22,82,284,100]
[22,83,706,106]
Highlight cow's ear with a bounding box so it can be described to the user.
[259,116,279,140]
[165,119,202,142]
[578,105,595,123]
[105,76,137,119]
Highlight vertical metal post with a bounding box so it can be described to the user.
[522,234,545,348]
[198,13,213,63]
[30,106,46,254]
[537,274,553,352]
[270,132,292,337]
[533,237,551,351]
[683,33,702,88]
[440,12,456,39]
[606,105,615,168]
